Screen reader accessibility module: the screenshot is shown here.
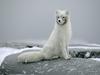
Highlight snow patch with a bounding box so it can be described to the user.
[47,68,53,72]
[22,70,26,74]
[69,46,100,49]
[91,58,100,61]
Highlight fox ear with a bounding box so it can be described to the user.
[56,10,60,14]
[66,11,69,15]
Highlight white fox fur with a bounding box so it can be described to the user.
[18,10,72,63]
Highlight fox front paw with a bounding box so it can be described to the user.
[64,54,71,60]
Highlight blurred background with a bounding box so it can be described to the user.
[0,0,100,44]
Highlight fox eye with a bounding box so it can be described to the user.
[62,17,65,18]
[57,16,59,18]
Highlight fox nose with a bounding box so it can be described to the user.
[58,20,61,22]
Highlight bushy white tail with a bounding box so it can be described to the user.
[18,51,44,63]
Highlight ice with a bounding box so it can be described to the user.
[44,64,48,67]
[47,68,53,72]
[69,68,76,72]
[85,52,90,58]
[85,43,100,47]
[0,47,19,66]
[22,70,26,74]
[69,46,100,49]
[0,47,42,66]
[91,58,100,61]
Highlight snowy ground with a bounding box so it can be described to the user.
[0,41,100,74]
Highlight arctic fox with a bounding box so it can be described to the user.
[18,10,72,63]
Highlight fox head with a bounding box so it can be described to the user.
[56,10,69,25]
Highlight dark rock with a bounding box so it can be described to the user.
[26,45,33,48]
[1,41,100,74]
[1,53,100,75]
